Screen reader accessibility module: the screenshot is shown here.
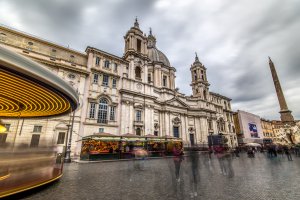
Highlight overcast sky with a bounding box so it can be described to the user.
[1,0,299,120]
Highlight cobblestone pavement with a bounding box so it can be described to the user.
[7,152,300,200]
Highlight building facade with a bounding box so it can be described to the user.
[260,118,275,144]
[233,110,264,144]
[0,20,237,156]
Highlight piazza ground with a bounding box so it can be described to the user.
[6,152,300,200]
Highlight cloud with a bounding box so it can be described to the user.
[0,0,299,120]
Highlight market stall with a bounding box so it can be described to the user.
[80,133,183,161]
[145,134,166,157]
[164,135,183,156]
[120,133,146,159]
[80,133,121,160]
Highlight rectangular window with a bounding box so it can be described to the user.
[136,110,142,122]
[99,128,104,133]
[154,131,158,136]
[112,79,117,88]
[0,133,7,146]
[104,60,110,68]
[110,106,116,121]
[173,127,179,138]
[148,74,151,83]
[4,124,10,131]
[57,132,65,144]
[89,103,96,118]
[95,57,100,65]
[30,134,40,147]
[163,76,167,87]
[33,125,42,133]
[137,39,142,53]
[93,73,99,84]
[114,63,118,72]
[102,75,109,86]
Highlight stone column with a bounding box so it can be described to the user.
[144,105,150,135]
[144,64,148,84]
[129,103,134,134]
[185,115,188,141]
[158,67,162,87]
[195,117,201,143]
[159,111,164,136]
[129,59,135,79]
[200,117,208,144]
[149,106,153,135]
[153,66,158,87]
[165,111,169,136]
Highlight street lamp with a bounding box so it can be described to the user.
[64,110,75,163]
[209,132,214,152]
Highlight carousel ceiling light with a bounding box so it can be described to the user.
[0,70,71,117]
[0,45,79,118]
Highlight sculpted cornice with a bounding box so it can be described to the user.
[31,57,89,75]
[119,89,157,100]
[91,67,120,78]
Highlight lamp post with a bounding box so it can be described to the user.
[209,132,214,152]
[64,110,75,163]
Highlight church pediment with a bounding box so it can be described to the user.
[164,97,189,108]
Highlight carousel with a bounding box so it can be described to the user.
[0,46,79,198]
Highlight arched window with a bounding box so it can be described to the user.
[203,90,207,100]
[98,98,108,124]
[136,127,141,136]
[135,67,141,79]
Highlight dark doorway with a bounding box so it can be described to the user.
[190,133,195,146]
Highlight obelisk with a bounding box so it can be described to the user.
[268,57,294,123]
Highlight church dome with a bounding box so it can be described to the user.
[147,47,171,67]
[147,28,171,67]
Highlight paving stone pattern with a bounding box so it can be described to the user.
[10,153,300,200]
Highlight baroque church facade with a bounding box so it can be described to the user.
[0,20,237,156]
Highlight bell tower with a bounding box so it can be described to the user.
[123,17,148,60]
[190,53,210,99]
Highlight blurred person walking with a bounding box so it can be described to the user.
[173,144,184,182]
[284,146,293,161]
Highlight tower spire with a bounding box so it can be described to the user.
[193,52,201,65]
[134,16,139,28]
[195,52,199,62]
[268,57,294,122]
